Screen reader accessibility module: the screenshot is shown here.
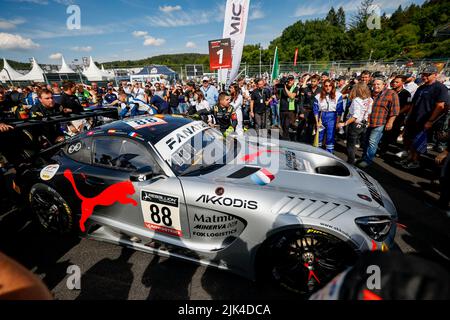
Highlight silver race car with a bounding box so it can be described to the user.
[28,115,397,294]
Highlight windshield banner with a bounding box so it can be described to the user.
[155,121,209,161]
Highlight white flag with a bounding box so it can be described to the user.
[218,0,251,86]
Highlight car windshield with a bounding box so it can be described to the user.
[170,128,240,176]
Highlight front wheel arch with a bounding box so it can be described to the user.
[29,183,78,234]
[254,227,359,295]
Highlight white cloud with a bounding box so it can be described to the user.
[132,30,148,37]
[143,36,165,46]
[159,5,182,13]
[49,52,62,59]
[0,18,26,30]
[249,3,265,20]
[0,32,40,50]
[12,0,49,4]
[71,46,93,52]
[147,11,210,27]
[186,41,196,48]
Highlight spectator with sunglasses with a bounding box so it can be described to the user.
[402,65,449,169]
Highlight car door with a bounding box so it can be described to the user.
[75,135,189,240]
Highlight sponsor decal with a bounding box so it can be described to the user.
[240,148,280,162]
[215,187,225,196]
[251,168,275,186]
[64,169,137,232]
[141,191,182,237]
[129,132,139,138]
[357,171,384,207]
[107,129,117,134]
[155,121,209,161]
[196,195,258,210]
[306,228,327,236]
[125,117,167,130]
[40,164,60,181]
[285,151,308,171]
[68,142,82,154]
[192,213,239,238]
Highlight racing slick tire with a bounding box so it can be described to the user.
[257,228,358,295]
[29,183,77,234]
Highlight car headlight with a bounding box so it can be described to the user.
[355,216,392,242]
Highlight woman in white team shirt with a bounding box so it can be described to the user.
[230,83,244,135]
[338,83,373,165]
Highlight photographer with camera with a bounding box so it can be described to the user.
[277,75,299,140]
[338,83,373,165]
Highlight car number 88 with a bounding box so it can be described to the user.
[150,204,172,227]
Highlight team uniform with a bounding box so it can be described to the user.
[313,92,344,153]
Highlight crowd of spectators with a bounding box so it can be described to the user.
[0,65,449,212]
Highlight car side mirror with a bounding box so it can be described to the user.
[130,166,154,182]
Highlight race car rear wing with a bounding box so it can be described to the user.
[3,107,119,129]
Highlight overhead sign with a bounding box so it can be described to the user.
[208,38,232,70]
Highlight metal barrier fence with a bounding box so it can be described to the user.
[106,58,449,81]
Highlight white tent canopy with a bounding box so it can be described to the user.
[17,57,45,82]
[58,56,75,74]
[83,56,110,81]
[101,64,114,78]
[0,58,24,82]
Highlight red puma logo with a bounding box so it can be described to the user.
[64,169,138,232]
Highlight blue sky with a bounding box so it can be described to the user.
[0,0,426,64]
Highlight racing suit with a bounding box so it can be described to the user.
[313,92,344,153]
[212,105,236,134]
[30,103,64,145]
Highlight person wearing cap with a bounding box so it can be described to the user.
[200,77,219,109]
[103,87,118,105]
[402,65,449,170]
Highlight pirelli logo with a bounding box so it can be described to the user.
[358,171,384,207]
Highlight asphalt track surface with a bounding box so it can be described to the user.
[0,139,449,300]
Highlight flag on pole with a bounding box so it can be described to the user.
[271,46,279,82]
[218,0,251,86]
[294,48,298,66]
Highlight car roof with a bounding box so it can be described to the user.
[82,115,194,145]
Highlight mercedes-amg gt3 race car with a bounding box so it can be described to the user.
[26,115,397,294]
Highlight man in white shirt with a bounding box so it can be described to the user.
[404,73,419,98]
[132,82,145,100]
[200,77,219,108]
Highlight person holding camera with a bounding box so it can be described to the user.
[313,80,344,154]
[338,83,373,165]
[277,75,299,140]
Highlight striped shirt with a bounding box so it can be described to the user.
[369,88,400,128]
